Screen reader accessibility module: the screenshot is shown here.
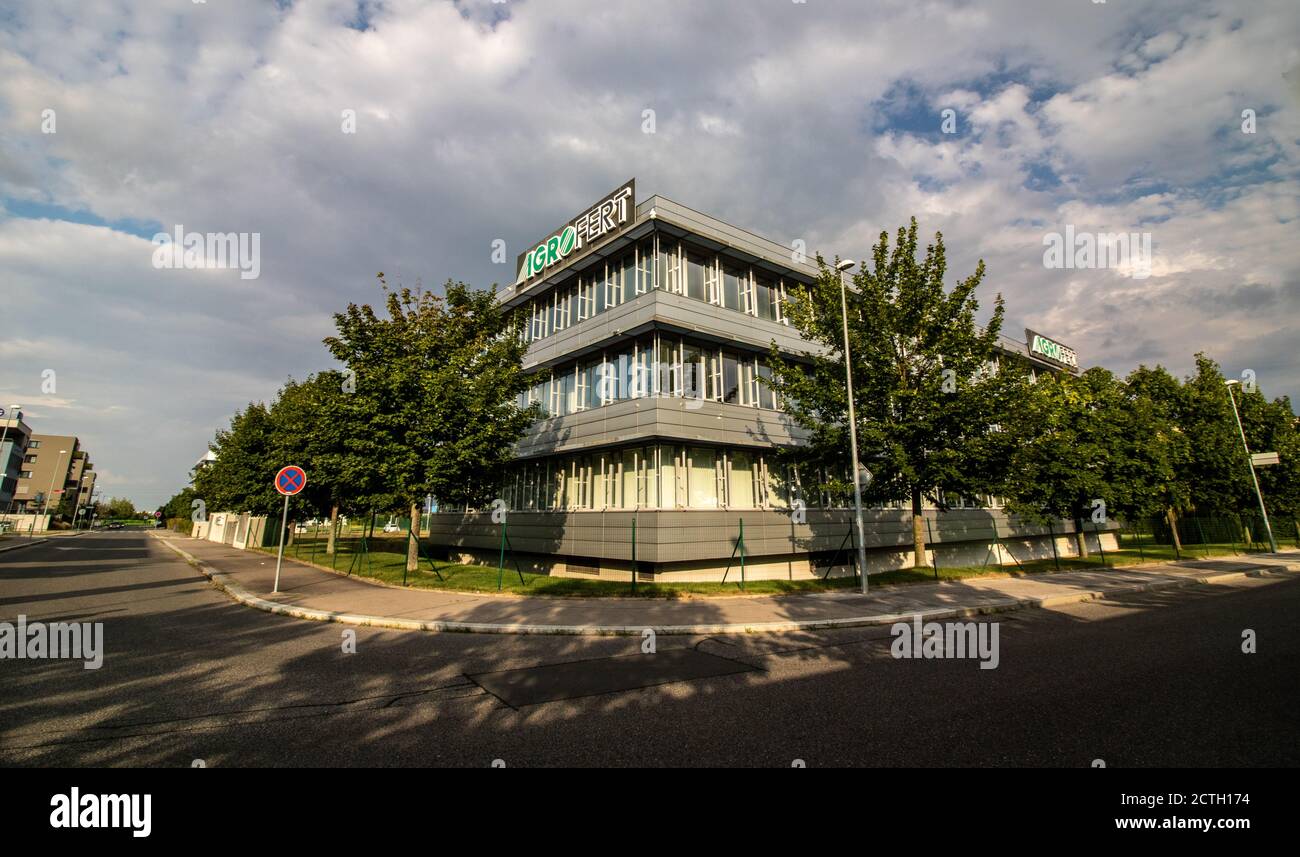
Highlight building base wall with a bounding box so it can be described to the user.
[441,512,1123,587]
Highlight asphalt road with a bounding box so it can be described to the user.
[1,532,1296,767]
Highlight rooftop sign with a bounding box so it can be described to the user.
[1025,329,1079,370]
[515,179,635,288]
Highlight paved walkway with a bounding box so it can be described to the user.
[150,531,1300,635]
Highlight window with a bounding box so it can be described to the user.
[722,351,740,404]
[723,264,745,312]
[604,260,621,309]
[632,339,653,398]
[687,447,719,508]
[755,275,776,321]
[660,240,682,294]
[658,444,680,509]
[683,341,705,402]
[757,361,776,409]
[637,238,655,293]
[24,454,37,463]
[738,355,758,406]
[621,252,636,304]
[578,275,595,320]
[20,470,32,479]
[705,258,721,305]
[728,450,757,508]
[577,362,597,410]
[685,250,709,302]
[28,441,40,449]
[657,335,680,397]
[707,348,723,401]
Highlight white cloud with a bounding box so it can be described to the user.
[1,0,1297,507]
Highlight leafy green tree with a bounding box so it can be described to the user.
[1231,384,1300,520]
[266,371,385,554]
[105,496,136,519]
[193,402,280,516]
[324,280,538,570]
[1176,355,1252,515]
[1123,364,1193,549]
[771,218,1027,568]
[162,487,198,521]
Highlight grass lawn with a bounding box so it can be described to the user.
[250,530,1284,599]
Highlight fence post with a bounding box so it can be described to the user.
[1195,518,1209,558]
[1095,521,1106,568]
[1048,519,1060,572]
[630,516,637,595]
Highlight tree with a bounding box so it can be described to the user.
[193,402,280,516]
[1230,384,1300,520]
[324,279,538,571]
[266,371,382,554]
[1123,364,1193,550]
[162,487,198,521]
[105,496,136,519]
[1176,355,1252,515]
[1004,367,1180,555]
[771,218,1027,568]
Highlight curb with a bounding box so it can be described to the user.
[0,538,48,554]
[151,534,1300,636]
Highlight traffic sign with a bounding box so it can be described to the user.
[275,465,307,496]
[154,510,163,519]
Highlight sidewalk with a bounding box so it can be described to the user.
[151,532,1300,636]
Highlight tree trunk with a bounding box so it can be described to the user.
[326,504,339,555]
[1166,507,1182,554]
[286,519,295,547]
[911,487,927,569]
[406,502,420,574]
[1074,519,1089,558]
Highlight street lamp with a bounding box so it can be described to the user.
[1224,380,1278,553]
[836,259,870,594]
[38,449,68,537]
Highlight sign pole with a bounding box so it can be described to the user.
[1226,383,1278,553]
[273,492,290,594]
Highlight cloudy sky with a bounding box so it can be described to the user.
[1,0,1297,509]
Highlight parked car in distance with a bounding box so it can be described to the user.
[106,522,125,530]
[382,522,400,533]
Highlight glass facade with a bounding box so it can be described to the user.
[516,332,783,417]
[516,234,794,345]
[496,444,1005,513]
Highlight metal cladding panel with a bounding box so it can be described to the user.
[424,509,1104,565]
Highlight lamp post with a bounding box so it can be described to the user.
[836,260,870,594]
[1224,380,1278,553]
[38,449,68,536]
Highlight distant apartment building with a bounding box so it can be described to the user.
[13,434,82,515]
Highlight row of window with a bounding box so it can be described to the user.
[517,333,785,417]
[516,235,798,343]
[495,445,1007,512]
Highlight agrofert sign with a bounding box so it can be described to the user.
[515,179,635,287]
[1025,329,1079,370]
